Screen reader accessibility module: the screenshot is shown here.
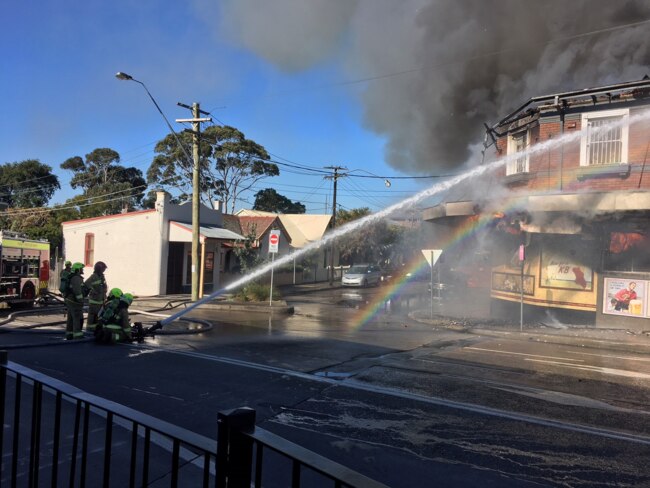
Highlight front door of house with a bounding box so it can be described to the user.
[166,242,184,294]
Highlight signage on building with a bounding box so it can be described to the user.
[603,277,648,318]
[269,230,281,254]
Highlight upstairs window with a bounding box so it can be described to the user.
[84,233,94,266]
[580,108,629,166]
[506,130,529,175]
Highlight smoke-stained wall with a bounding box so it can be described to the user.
[217,0,650,172]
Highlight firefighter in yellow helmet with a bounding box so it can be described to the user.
[64,262,85,340]
[84,261,108,332]
[100,293,134,344]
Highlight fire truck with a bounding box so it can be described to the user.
[0,231,50,307]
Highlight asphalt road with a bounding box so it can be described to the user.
[3,286,650,487]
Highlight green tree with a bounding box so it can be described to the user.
[335,207,401,266]
[0,205,80,252]
[61,148,146,217]
[233,225,264,274]
[0,160,59,208]
[253,188,305,214]
[148,125,277,214]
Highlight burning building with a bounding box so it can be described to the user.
[422,77,650,329]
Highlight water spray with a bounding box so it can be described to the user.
[159,109,650,327]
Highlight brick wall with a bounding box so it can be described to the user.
[493,105,650,194]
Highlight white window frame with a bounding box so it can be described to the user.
[506,129,530,176]
[580,108,629,167]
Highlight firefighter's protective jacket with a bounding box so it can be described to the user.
[104,307,132,342]
[65,273,84,304]
[84,272,107,305]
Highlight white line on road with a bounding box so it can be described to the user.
[525,358,650,379]
[135,344,650,446]
[465,347,585,362]
[562,349,650,362]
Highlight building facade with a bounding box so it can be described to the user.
[423,78,650,329]
[62,191,243,296]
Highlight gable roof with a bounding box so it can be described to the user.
[237,215,278,238]
[221,214,242,235]
[235,209,331,248]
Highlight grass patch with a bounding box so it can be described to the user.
[235,283,281,302]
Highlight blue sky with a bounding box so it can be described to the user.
[1,1,431,215]
[5,1,647,216]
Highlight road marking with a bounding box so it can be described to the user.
[465,347,584,362]
[562,349,650,362]
[525,359,650,379]
[133,344,650,446]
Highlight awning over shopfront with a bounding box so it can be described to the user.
[169,221,244,242]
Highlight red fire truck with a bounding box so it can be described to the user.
[0,231,50,307]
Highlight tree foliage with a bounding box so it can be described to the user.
[0,160,59,208]
[335,207,402,266]
[61,148,146,217]
[253,188,305,214]
[148,125,277,214]
[233,225,265,275]
[0,205,80,253]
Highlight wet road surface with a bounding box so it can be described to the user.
[3,286,650,486]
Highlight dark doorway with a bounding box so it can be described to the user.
[166,242,184,294]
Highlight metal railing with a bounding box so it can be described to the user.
[217,408,388,488]
[1,351,388,487]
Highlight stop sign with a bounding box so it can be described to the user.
[269,230,281,253]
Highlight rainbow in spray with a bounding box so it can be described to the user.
[348,201,530,330]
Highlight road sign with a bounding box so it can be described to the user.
[421,249,442,266]
[269,230,281,253]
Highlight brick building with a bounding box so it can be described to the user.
[422,78,650,328]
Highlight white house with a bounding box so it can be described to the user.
[62,191,243,296]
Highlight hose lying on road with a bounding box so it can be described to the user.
[0,301,213,348]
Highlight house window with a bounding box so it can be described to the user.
[84,233,94,266]
[506,130,529,175]
[580,108,629,166]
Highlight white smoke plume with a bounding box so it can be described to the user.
[217,0,650,172]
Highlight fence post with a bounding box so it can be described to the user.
[216,407,256,488]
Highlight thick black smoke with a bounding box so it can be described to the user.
[218,0,650,172]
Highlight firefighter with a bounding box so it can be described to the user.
[59,261,72,295]
[100,292,134,344]
[94,288,122,340]
[84,261,108,332]
[64,262,85,340]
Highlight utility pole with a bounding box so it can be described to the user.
[324,166,347,285]
[176,102,211,301]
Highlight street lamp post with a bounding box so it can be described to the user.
[115,72,205,301]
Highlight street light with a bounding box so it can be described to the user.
[115,71,201,301]
[115,72,192,164]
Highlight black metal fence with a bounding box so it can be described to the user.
[0,351,388,487]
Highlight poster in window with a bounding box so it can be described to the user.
[540,250,593,291]
[603,278,645,317]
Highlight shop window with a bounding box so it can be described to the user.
[506,130,529,175]
[84,233,94,266]
[580,109,629,166]
[604,232,650,272]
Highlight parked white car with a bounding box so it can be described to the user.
[341,264,382,287]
